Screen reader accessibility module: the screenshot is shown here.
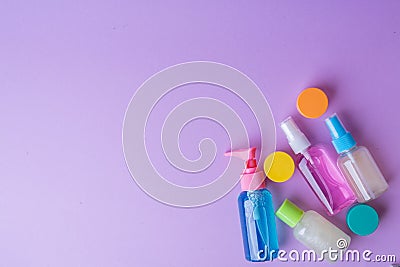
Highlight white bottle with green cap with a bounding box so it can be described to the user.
[276,199,351,261]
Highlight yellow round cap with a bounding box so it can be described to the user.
[264,151,295,183]
[297,87,328,119]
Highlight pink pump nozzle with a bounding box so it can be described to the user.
[224,147,257,170]
[225,147,266,191]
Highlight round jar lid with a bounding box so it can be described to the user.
[346,204,379,236]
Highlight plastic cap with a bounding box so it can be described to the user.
[280,116,311,154]
[325,113,356,153]
[297,88,329,119]
[276,199,304,228]
[264,151,295,183]
[346,204,379,236]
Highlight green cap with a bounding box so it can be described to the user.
[276,199,304,228]
[346,204,379,236]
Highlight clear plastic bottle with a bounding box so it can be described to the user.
[281,117,355,215]
[325,114,388,203]
[225,148,279,262]
[276,199,351,261]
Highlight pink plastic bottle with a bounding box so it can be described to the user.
[281,117,356,215]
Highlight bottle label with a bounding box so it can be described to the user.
[343,160,371,201]
[244,200,260,260]
[299,158,334,214]
[244,194,270,261]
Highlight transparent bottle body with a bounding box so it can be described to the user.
[338,146,388,203]
[296,145,355,215]
[293,211,351,261]
[238,189,279,262]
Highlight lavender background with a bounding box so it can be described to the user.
[1,1,400,266]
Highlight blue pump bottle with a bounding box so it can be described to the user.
[225,148,279,261]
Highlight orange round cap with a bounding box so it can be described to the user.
[296,87,328,119]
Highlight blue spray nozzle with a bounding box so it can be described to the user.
[325,114,347,139]
[325,113,356,153]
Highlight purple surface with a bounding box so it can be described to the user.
[1,1,399,266]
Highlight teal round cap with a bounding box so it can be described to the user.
[346,204,379,236]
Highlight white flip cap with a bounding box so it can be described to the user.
[280,116,311,154]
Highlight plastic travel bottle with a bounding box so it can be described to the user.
[325,114,388,203]
[281,117,355,215]
[225,148,279,262]
[276,199,351,261]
